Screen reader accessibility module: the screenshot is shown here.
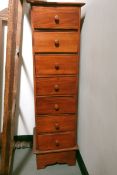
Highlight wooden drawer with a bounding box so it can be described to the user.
[31,6,80,29]
[36,132,76,151]
[36,96,76,115]
[36,76,77,96]
[35,55,78,76]
[35,54,79,76]
[36,115,76,133]
[33,32,79,53]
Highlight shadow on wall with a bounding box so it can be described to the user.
[80,15,85,32]
[80,4,86,32]
[15,0,34,135]
[0,21,7,133]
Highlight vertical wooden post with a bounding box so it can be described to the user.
[0,8,8,143]
[0,0,23,174]
[0,18,3,149]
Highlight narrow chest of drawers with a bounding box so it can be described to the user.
[27,0,85,169]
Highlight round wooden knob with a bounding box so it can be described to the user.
[55,15,59,23]
[55,140,60,146]
[55,63,60,70]
[54,39,59,47]
[54,84,59,91]
[54,104,59,111]
[55,123,60,130]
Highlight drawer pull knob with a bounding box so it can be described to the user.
[54,104,59,111]
[55,140,60,146]
[55,123,60,130]
[55,15,59,23]
[55,63,60,70]
[54,39,59,47]
[54,84,59,91]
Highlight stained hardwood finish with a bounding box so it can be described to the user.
[36,132,76,151]
[36,96,76,115]
[0,1,23,174]
[36,76,77,95]
[36,151,76,169]
[31,6,80,29]
[0,8,8,141]
[27,0,85,169]
[0,9,8,134]
[35,54,78,76]
[36,115,76,133]
[0,9,8,173]
[27,0,85,6]
[33,31,79,53]
[0,8,8,21]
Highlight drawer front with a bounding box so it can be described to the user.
[31,6,80,29]
[36,132,76,151]
[36,96,76,115]
[36,76,77,96]
[35,55,78,75]
[36,115,76,133]
[33,32,79,53]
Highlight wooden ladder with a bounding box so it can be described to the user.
[0,0,23,174]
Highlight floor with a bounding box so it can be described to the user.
[12,148,82,175]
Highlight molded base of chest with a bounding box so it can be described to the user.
[36,151,76,169]
[33,127,77,169]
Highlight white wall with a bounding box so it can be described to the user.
[78,0,117,174]
[17,2,35,135]
[0,0,8,9]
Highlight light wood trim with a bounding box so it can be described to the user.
[1,1,23,174]
[0,8,8,21]
[0,9,8,147]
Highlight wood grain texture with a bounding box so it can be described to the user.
[35,54,79,76]
[36,96,77,115]
[31,6,80,29]
[33,31,79,53]
[29,1,83,169]
[36,131,76,151]
[36,151,76,169]
[27,0,85,7]
[36,115,77,133]
[0,20,3,138]
[0,8,8,21]
[35,76,77,96]
[33,127,78,153]
[1,1,23,174]
[0,8,8,127]
[0,9,8,173]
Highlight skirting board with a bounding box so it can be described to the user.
[14,135,89,175]
[76,150,89,175]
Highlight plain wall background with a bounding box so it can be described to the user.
[1,0,117,175]
[78,0,117,174]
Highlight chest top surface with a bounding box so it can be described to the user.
[27,0,85,7]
